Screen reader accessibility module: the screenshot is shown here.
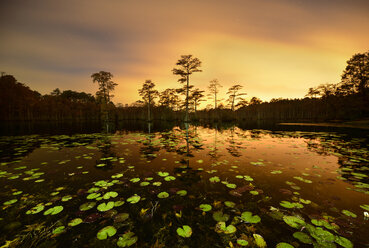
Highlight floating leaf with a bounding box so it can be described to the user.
[97,226,117,240]
[241,211,261,224]
[276,243,294,248]
[177,225,192,238]
[335,236,353,248]
[103,191,118,199]
[226,183,237,189]
[97,202,114,212]
[360,204,369,211]
[283,215,305,229]
[127,195,141,204]
[140,182,150,186]
[237,239,249,246]
[68,218,83,227]
[199,204,212,212]
[176,190,187,196]
[117,231,138,247]
[130,178,140,183]
[164,176,176,181]
[341,210,357,218]
[158,171,169,177]
[3,199,17,205]
[213,211,230,222]
[26,204,44,214]
[157,192,169,198]
[87,192,101,200]
[209,176,220,183]
[53,226,65,234]
[293,231,313,244]
[44,206,63,215]
[224,201,236,208]
[215,222,236,234]
[79,202,96,211]
[253,234,267,248]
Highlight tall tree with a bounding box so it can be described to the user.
[172,55,202,122]
[91,71,117,103]
[227,84,246,111]
[339,51,369,97]
[138,80,159,121]
[190,88,205,113]
[207,79,222,109]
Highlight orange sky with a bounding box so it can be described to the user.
[1,0,368,108]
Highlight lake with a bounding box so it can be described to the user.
[0,123,368,247]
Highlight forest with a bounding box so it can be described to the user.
[1,51,368,124]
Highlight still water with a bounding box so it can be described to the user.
[0,124,368,247]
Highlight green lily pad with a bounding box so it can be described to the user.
[44,206,63,215]
[280,201,303,209]
[97,226,117,240]
[26,204,45,214]
[276,243,294,248]
[127,195,140,204]
[140,182,150,186]
[79,202,96,211]
[241,211,261,224]
[158,171,169,177]
[177,225,192,238]
[130,178,140,183]
[87,192,101,200]
[215,222,236,234]
[114,200,125,207]
[176,190,187,196]
[250,190,259,195]
[117,232,138,247]
[209,176,220,183]
[61,195,73,202]
[157,192,169,198]
[237,239,249,246]
[213,211,230,222]
[224,201,236,208]
[226,183,237,189]
[310,227,335,243]
[335,236,353,248]
[293,231,313,244]
[283,215,305,229]
[164,176,176,181]
[199,204,212,212]
[152,182,162,186]
[103,191,118,199]
[3,199,17,205]
[253,234,267,248]
[360,204,369,211]
[52,226,65,234]
[68,218,83,227]
[341,210,357,218]
[97,202,114,212]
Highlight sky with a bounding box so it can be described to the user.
[1,0,368,107]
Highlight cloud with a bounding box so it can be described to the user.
[0,0,368,106]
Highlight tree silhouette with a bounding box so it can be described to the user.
[207,79,222,109]
[172,55,202,122]
[91,71,117,103]
[159,88,180,110]
[339,51,369,97]
[190,88,205,113]
[227,84,246,111]
[249,97,262,105]
[138,80,159,121]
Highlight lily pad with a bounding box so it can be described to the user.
[157,192,169,198]
[335,236,353,248]
[97,226,117,240]
[209,176,220,183]
[53,226,65,234]
[127,195,141,204]
[97,202,114,212]
[158,171,169,177]
[44,206,63,215]
[176,190,187,196]
[276,243,294,248]
[103,191,118,199]
[3,199,17,205]
[215,222,236,234]
[237,239,249,246]
[293,231,313,244]
[224,201,236,208]
[164,176,176,181]
[241,211,261,224]
[79,202,96,211]
[177,225,192,238]
[341,210,357,218]
[68,218,83,227]
[198,204,211,212]
[26,204,45,214]
[117,232,138,247]
[283,215,305,229]
[253,234,267,248]
[213,211,230,222]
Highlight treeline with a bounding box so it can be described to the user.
[0,75,100,121]
[1,51,368,123]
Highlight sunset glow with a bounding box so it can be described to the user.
[1,0,368,107]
